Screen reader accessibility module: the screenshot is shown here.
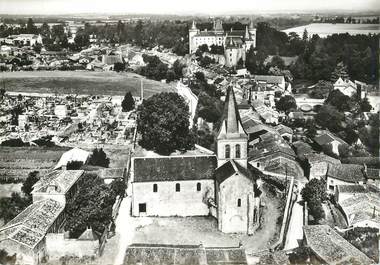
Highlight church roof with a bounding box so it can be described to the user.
[214,20,224,32]
[217,87,248,140]
[133,155,217,182]
[215,160,257,185]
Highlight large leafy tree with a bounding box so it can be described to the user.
[301,178,327,223]
[137,92,195,155]
[315,105,344,132]
[64,174,116,238]
[325,89,353,112]
[275,95,297,113]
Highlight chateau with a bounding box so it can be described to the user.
[189,20,256,67]
[131,87,261,234]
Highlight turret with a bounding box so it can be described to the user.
[189,21,199,54]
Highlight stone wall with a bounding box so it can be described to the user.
[45,233,98,260]
[132,179,215,217]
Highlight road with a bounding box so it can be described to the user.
[284,181,305,250]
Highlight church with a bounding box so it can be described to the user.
[131,87,260,234]
[188,20,256,67]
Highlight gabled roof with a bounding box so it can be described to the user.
[303,225,374,265]
[217,87,248,140]
[133,155,217,183]
[326,164,365,183]
[32,170,84,195]
[0,199,64,249]
[305,153,341,165]
[254,75,285,84]
[214,160,257,185]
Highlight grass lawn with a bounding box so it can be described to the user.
[1,71,175,97]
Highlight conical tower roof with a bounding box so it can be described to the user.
[191,20,197,30]
[245,26,250,40]
[217,87,247,139]
[249,20,255,29]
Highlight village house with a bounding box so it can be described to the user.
[302,225,374,265]
[304,153,341,180]
[254,75,288,92]
[0,170,85,265]
[325,164,372,193]
[314,130,347,156]
[333,77,367,98]
[131,87,260,234]
[337,189,380,229]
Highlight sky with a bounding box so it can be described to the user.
[0,0,379,15]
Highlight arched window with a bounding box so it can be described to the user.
[176,183,180,192]
[225,144,230,159]
[237,198,241,207]
[197,182,201,192]
[235,144,241,158]
[153,184,158,193]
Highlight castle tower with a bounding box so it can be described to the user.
[248,21,257,48]
[189,21,198,54]
[244,25,255,52]
[216,87,248,168]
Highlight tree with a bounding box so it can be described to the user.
[172,59,186,79]
[64,174,116,238]
[137,92,195,155]
[301,178,328,203]
[315,105,344,132]
[302,28,309,42]
[66,161,84,170]
[26,18,37,34]
[360,97,372,112]
[21,171,40,200]
[88,148,110,168]
[0,249,16,265]
[121,92,135,112]
[325,89,353,112]
[270,55,285,69]
[114,62,125,72]
[309,80,333,99]
[110,179,127,197]
[275,95,297,113]
[330,61,350,82]
[0,88,5,99]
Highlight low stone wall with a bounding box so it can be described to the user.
[45,233,98,260]
[271,177,295,250]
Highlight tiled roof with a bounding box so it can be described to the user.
[274,124,293,135]
[314,131,347,146]
[367,168,380,180]
[337,184,367,193]
[326,164,365,183]
[303,225,374,265]
[0,199,64,249]
[215,160,258,184]
[133,155,217,182]
[124,244,248,265]
[339,193,380,226]
[254,75,284,84]
[32,170,84,194]
[305,153,341,165]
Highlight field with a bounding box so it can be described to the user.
[1,71,175,96]
[283,23,380,37]
[0,146,69,181]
